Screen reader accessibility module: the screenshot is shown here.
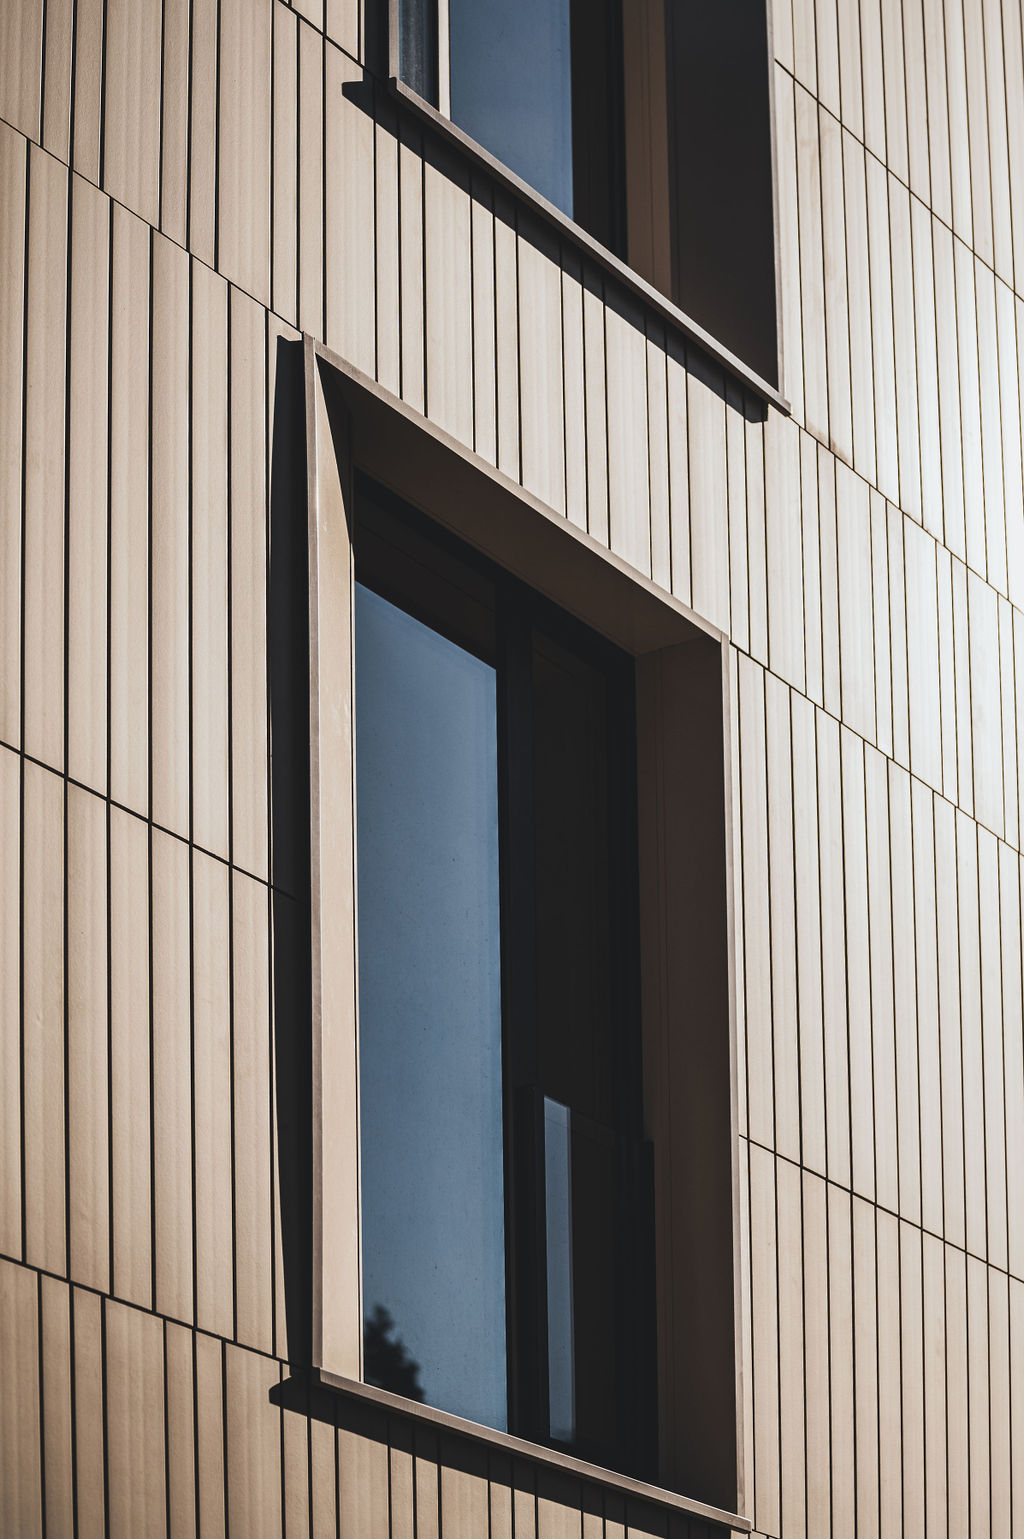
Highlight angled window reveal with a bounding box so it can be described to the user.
[304,346,746,1522]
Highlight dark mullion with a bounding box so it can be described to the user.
[606,657,657,1480]
[496,587,547,1446]
[569,0,626,257]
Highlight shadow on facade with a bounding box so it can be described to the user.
[340,71,769,429]
[268,336,316,1370]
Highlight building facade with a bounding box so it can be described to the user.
[2,0,1024,1534]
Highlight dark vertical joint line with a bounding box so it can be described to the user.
[147,823,158,1312]
[186,0,197,253]
[293,20,300,328]
[186,261,198,1335]
[158,0,169,232]
[213,0,223,273]
[68,1287,81,1537]
[268,13,276,320]
[219,1339,230,1530]
[785,688,806,1176]
[69,0,81,167]
[17,144,32,1268]
[162,1323,173,1537]
[62,163,75,1288]
[188,835,198,1333]
[191,1331,202,1537]
[321,30,328,344]
[104,173,116,805]
[147,227,157,854]
[106,797,115,1301]
[39,0,50,145]
[225,293,239,1346]
[97,0,109,190]
[99,1296,111,1527]
[105,196,121,1305]
[334,1423,342,1539]
[36,1270,47,1536]
[145,229,158,1314]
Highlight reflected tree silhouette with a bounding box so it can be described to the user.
[363,1304,426,1402]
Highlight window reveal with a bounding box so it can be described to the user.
[353,485,656,1478]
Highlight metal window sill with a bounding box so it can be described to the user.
[387,76,790,417]
[312,1367,751,1531]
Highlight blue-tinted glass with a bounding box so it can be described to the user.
[355,582,507,1431]
[398,0,437,106]
[448,0,573,216]
[543,1098,575,1443]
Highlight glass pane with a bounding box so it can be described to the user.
[398,0,438,105]
[355,581,507,1430]
[543,1097,575,1443]
[448,0,573,216]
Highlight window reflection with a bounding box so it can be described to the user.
[355,582,507,1430]
[448,0,573,216]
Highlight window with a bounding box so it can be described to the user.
[353,484,656,1478]
[304,346,744,1519]
[392,0,780,389]
[398,0,624,254]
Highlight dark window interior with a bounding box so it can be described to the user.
[664,0,779,385]
[354,480,656,1477]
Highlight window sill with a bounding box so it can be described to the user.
[312,1367,751,1531]
[388,76,790,417]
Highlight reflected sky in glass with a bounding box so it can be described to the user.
[355,582,507,1431]
[543,1098,575,1443]
[448,0,573,216]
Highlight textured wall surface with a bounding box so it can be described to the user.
[2,0,1024,1533]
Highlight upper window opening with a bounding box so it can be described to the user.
[395,0,779,389]
[400,0,626,255]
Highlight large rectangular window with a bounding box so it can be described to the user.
[353,483,655,1477]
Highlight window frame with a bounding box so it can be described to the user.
[384,0,788,412]
[303,337,750,1530]
[352,481,656,1473]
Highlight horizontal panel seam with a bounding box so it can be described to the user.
[724,649,1024,863]
[0,739,274,892]
[739,1133,1024,1282]
[776,62,1024,309]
